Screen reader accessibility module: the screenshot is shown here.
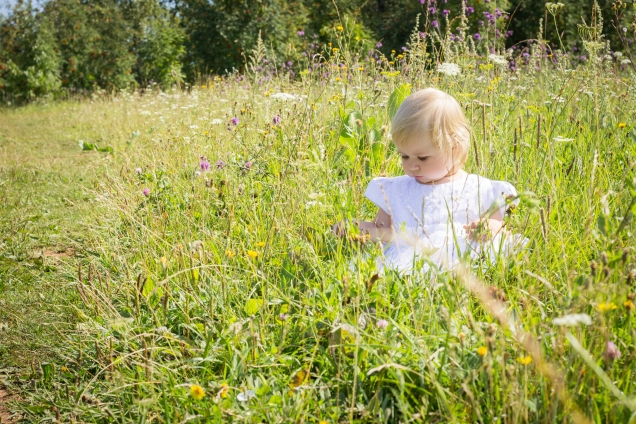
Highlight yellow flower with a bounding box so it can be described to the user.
[598,302,618,312]
[247,250,259,259]
[257,241,265,247]
[389,61,394,65]
[332,47,339,53]
[624,300,634,310]
[618,123,627,128]
[319,421,329,424]
[225,250,235,258]
[358,67,364,71]
[335,77,341,81]
[336,25,343,31]
[190,384,205,400]
[61,366,68,372]
[477,346,488,357]
[219,383,229,398]
[203,131,208,135]
[517,355,533,365]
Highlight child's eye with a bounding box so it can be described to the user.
[418,156,429,161]
[401,155,409,160]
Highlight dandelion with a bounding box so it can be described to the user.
[231,117,239,126]
[477,346,488,357]
[517,356,533,365]
[618,123,627,128]
[219,383,229,398]
[625,300,635,310]
[216,159,226,169]
[190,384,205,400]
[257,241,265,247]
[336,25,344,31]
[332,48,339,53]
[436,62,461,76]
[376,319,389,329]
[225,250,235,258]
[247,250,259,258]
[273,115,281,125]
[604,341,621,361]
[142,188,150,196]
[200,157,210,171]
[597,302,618,312]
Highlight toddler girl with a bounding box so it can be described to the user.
[333,88,525,274]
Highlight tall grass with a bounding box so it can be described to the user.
[8,13,636,423]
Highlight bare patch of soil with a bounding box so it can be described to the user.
[0,388,18,424]
[42,247,76,259]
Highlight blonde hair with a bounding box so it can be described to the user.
[391,88,470,170]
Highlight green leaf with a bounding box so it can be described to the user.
[387,84,411,121]
[245,298,263,316]
[142,276,155,298]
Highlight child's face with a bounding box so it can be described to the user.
[396,137,454,184]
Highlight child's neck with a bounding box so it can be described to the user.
[415,168,467,185]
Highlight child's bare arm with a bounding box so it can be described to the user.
[464,209,505,242]
[332,208,394,243]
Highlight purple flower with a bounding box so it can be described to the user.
[231,117,239,126]
[474,33,481,40]
[297,30,305,36]
[279,313,288,321]
[376,41,383,48]
[273,115,281,125]
[432,20,439,28]
[442,9,450,16]
[244,161,252,170]
[466,6,474,14]
[216,159,225,169]
[419,0,425,4]
[478,19,484,26]
[401,46,407,51]
[605,341,621,361]
[200,157,210,171]
[287,61,292,67]
[429,6,436,13]
[506,30,513,37]
[376,319,389,329]
[419,31,427,39]
[142,188,150,196]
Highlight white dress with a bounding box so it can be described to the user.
[364,173,525,274]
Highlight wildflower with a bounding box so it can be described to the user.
[429,6,436,13]
[279,313,289,321]
[297,30,305,36]
[271,92,298,101]
[200,157,210,171]
[604,341,621,361]
[442,9,450,16]
[231,117,239,126]
[431,20,439,28]
[477,346,488,357]
[488,54,508,65]
[336,25,344,31]
[466,6,474,14]
[190,384,206,400]
[273,115,281,125]
[552,313,592,326]
[142,188,150,196]
[257,241,265,247]
[219,383,229,398]
[625,300,635,310]
[135,167,142,174]
[237,390,256,402]
[210,118,223,125]
[474,33,481,40]
[244,161,252,170]
[247,250,259,259]
[376,319,389,329]
[332,48,339,53]
[618,123,627,128]
[376,41,383,48]
[61,366,68,372]
[597,302,618,312]
[436,62,461,76]
[225,250,235,258]
[216,159,226,169]
[517,356,533,365]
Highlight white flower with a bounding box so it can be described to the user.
[270,92,298,101]
[436,63,461,76]
[189,125,199,129]
[488,54,508,65]
[237,390,256,402]
[135,167,142,174]
[553,136,574,142]
[552,313,592,326]
[621,59,632,65]
[614,51,623,58]
[210,119,223,125]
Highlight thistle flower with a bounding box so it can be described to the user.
[216,159,226,169]
[244,161,253,170]
[376,41,383,48]
[442,9,450,16]
[474,33,482,40]
[604,341,621,361]
[200,157,210,171]
[297,30,305,36]
[231,117,239,126]
[431,20,439,28]
[273,115,281,125]
[142,188,150,196]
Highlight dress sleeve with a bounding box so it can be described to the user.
[364,177,392,214]
[488,180,519,218]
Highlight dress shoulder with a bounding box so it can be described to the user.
[364,176,408,214]
[483,177,519,217]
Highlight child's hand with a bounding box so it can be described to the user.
[464,219,504,242]
[332,220,348,237]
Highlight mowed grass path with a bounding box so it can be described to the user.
[0,101,121,402]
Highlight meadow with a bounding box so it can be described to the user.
[1,22,636,423]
